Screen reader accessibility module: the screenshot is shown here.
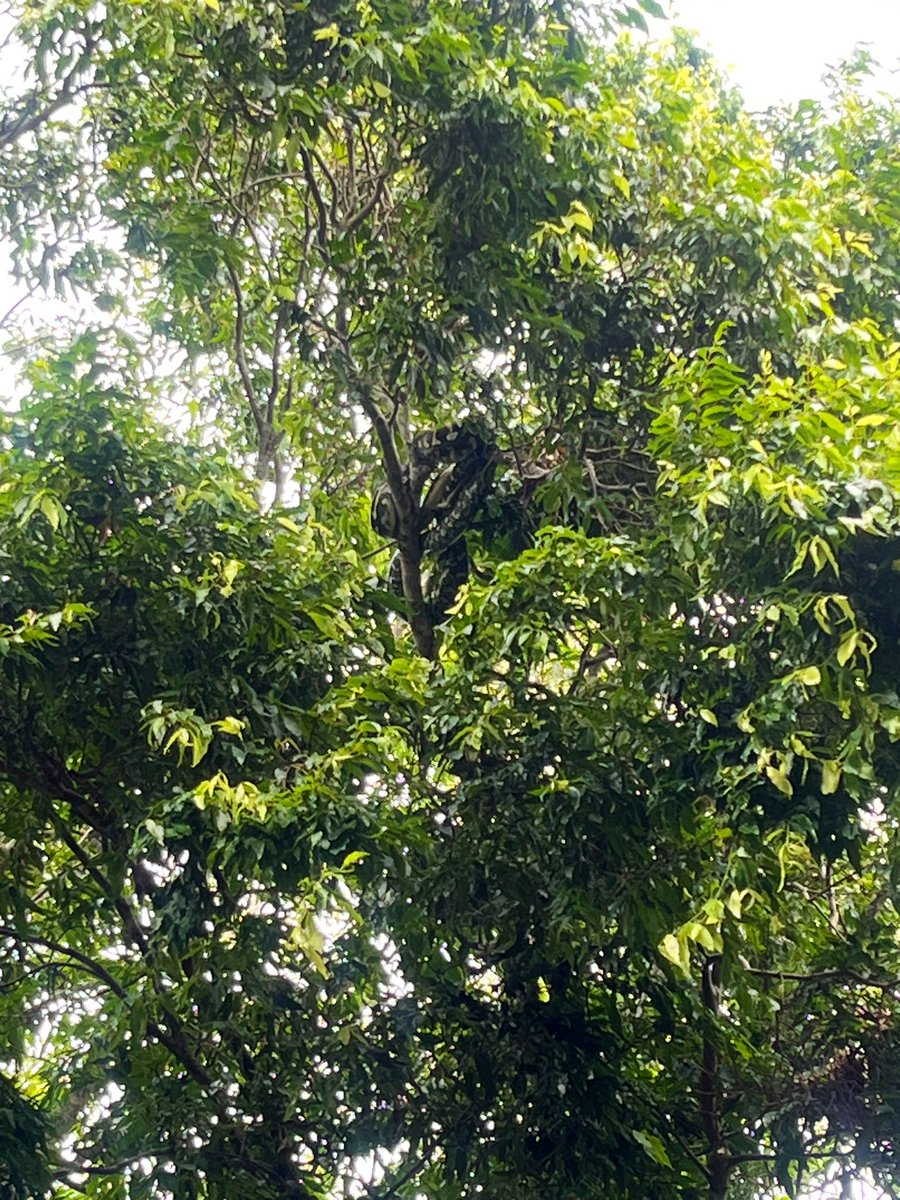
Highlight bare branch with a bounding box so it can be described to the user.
[0,923,128,998]
[345,368,435,658]
[744,964,900,991]
[0,284,34,330]
[223,256,273,480]
[299,146,329,250]
[0,31,98,149]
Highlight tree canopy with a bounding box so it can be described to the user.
[1,2,900,1198]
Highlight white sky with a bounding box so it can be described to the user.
[663,0,900,109]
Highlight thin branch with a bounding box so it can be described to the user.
[0,78,88,150]
[36,780,214,1088]
[0,914,211,1087]
[744,964,900,991]
[0,924,127,998]
[299,146,329,249]
[46,802,149,956]
[353,377,434,659]
[699,955,728,1200]
[230,170,308,198]
[0,284,35,330]
[53,1160,133,1180]
[310,145,340,228]
[267,303,288,429]
[223,257,265,430]
[343,172,388,236]
[358,1151,428,1199]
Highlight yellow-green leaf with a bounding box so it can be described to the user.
[765,764,793,797]
[836,630,859,667]
[291,910,329,977]
[786,540,809,578]
[214,716,244,736]
[736,709,755,734]
[190,731,207,767]
[808,535,839,578]
[821,760,841,795]
[633,1130,672,1168]
[685,922,718,953]
[221,558,242,587]
[39,494,62,531]
[276,515,302,534]
[659,932,690,976]
[145,818,165,844]
[567,202,593,232]
[856,413,888,427]
[725,889,743,919]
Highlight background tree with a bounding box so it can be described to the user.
[0,2,899,1198]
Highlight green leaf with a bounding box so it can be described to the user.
[633,1129,673,1168]
[619,5,649,32]
[145,818,166,844]
[39,494,63,531]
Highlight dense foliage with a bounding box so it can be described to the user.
[1,1,899,1198]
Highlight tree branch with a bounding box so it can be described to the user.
[744,963,900,990]
[299,146,329,250]
[223,258,265,434]
[355,380,435,659]
[0,924,128,998]
[699,955,729,1200]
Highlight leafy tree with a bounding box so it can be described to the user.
[0,2,899,1199]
